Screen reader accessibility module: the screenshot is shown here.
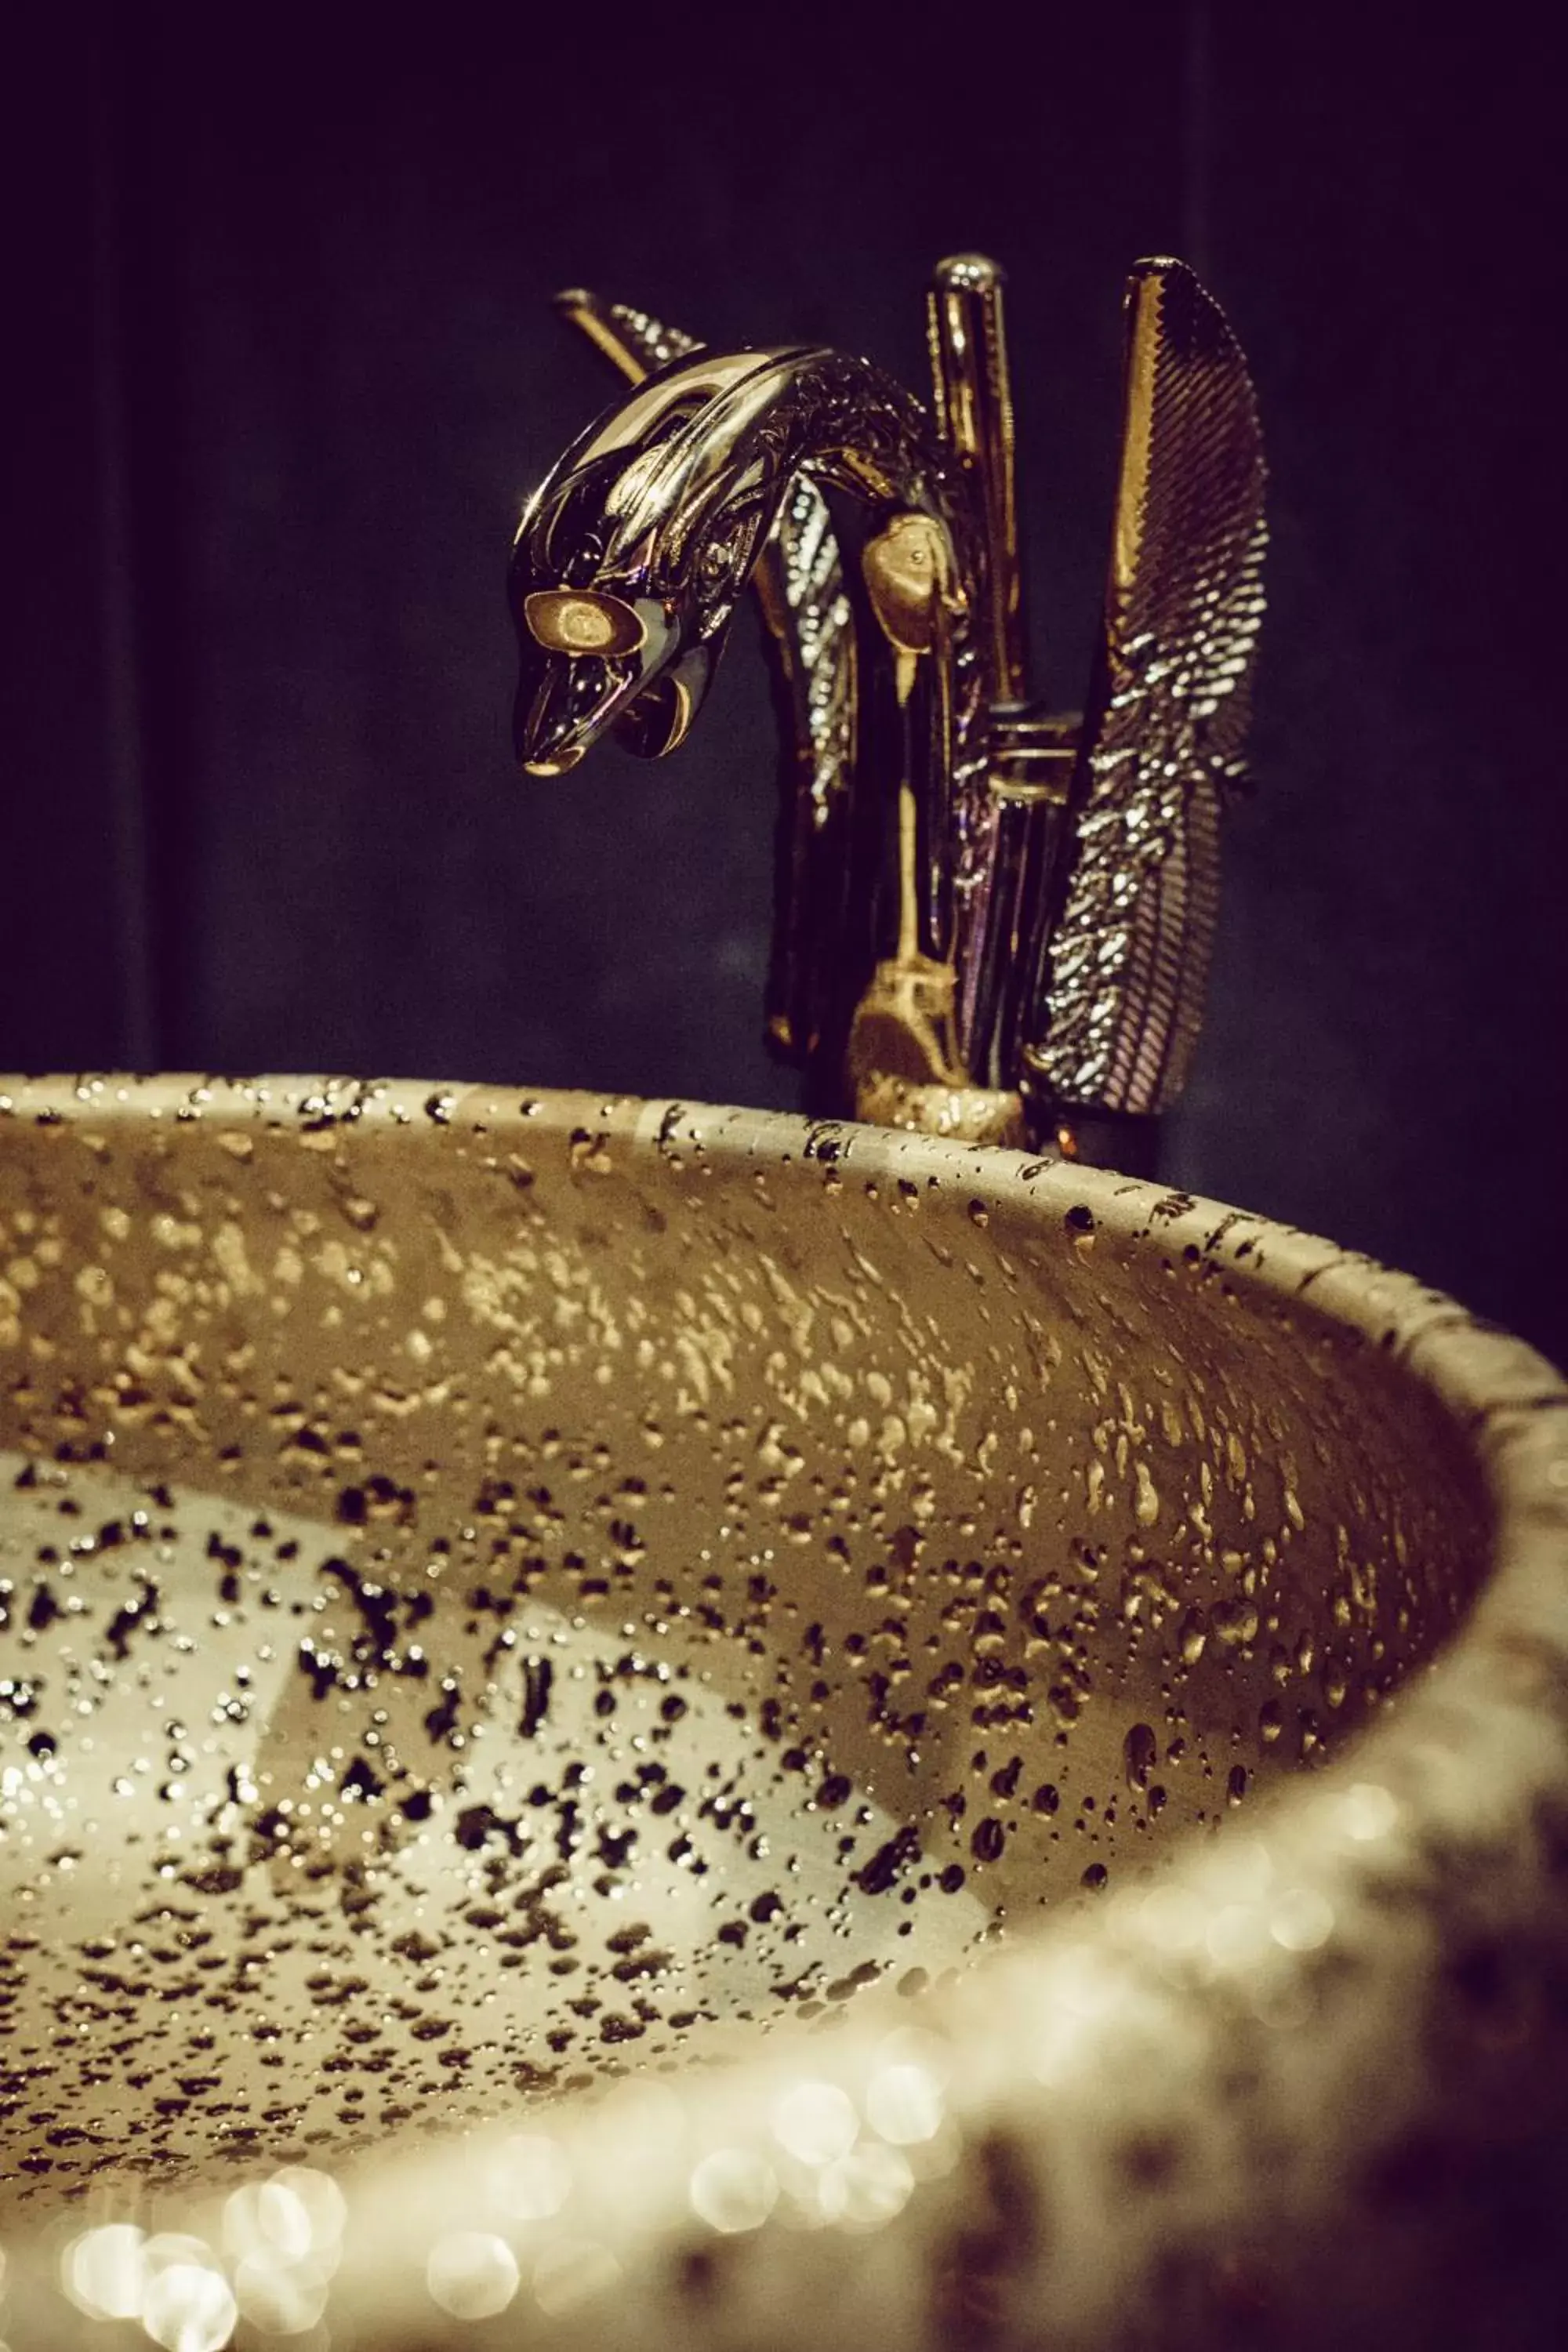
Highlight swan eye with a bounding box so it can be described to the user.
[696,509,762,595]
[524,590,645,658]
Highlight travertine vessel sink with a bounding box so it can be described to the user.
[2,1075,1567,2348]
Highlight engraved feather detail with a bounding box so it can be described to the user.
[1025,259,1267,1118]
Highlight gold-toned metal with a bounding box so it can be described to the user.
[860,510,960,667]
[927,253,1025,699]
[847,957,1025,1141]
[1112,263,1160,595]
[847,520,999,1097]
[550,292,856,1064]
[990,729,1076,805]
[956,707,1079,1085]
[844,774,1025,1139]
[517,256,1266,1170]
[921,252,1066,1091]
[551,292,864,1069]
[750,481,859,1061]
[4,1075,1568,2351]
[550,286,699,379]
[523,586,646,658]
[1020,259,1268,1125]
[510,336,991,1116]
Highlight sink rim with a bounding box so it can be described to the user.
[3,1069,1568,2348]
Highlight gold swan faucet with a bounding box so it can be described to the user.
[510,256,1266,1169]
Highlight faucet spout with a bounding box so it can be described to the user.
[510,339,1010,1121]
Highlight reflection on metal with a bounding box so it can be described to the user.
[516,255,1266,1168]
[926,253,1025,701]
[552,290,859,1070]
[523,587,647,659]
[1020,260,1268,1134]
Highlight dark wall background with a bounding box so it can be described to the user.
[5,9,1563,1363]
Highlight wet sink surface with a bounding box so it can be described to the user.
[9,1074,1562,2352]
[0,1076,1472,2227]
[0,1444,990,2215]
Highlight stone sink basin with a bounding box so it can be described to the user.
[2,1074,1567,2349]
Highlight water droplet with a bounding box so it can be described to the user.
[1134,1462,1160,1526]
[1123,1722,1158,1791]
[1178,1607,1207,1664]
[1212,1596,1260,1647]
